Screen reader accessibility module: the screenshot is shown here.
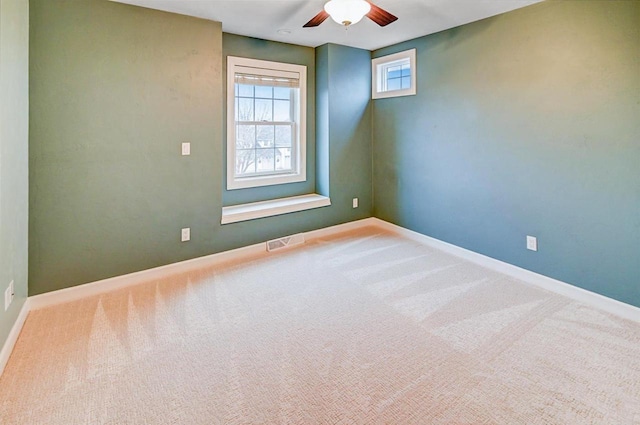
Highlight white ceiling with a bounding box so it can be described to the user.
[111,0,543,51]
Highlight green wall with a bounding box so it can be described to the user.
[0,0,29,350]
[372,1,640,306]
[29,0,372,296]
[30,0,222,295]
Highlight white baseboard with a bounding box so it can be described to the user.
[371,218,640,323]
[28,242,267,311]
[0,219,376,377]
[0,298,31,376]
[304,217,378,239]
[2,216,638,378]
[28,218,378,311]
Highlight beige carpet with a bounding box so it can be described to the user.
[1,227,639,424]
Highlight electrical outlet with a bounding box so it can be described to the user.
[352,198,359,209]
[181,228,191,242]
[4,281,13,312]
[181,142,191,156]
[526,236,538,252]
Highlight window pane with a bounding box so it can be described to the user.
[237,98,254,121]
[276,148,292,171]
[387,78,401,91]
[236,149,255,175]
[256,149,275,172]
[256,125,275,148]
[275,125,292,147]
[236,125,256,149]
[238,84,253,97]
[255,85,273,99]
[387,65,402,79]
[255,99,273,121]
[274,100,291,122]
[402,76,411,90]
[401,63,411,77]
[274,86,290,100]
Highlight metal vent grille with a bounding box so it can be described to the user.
[266,234,305,252]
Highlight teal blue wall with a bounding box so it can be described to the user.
[372,1,640,306]
[222,34,317,205]
[0,0,29,353]
[316,43,373,207]
[28,0,372,296]
[315,45,330,197]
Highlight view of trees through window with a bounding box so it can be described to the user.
[235,83,295,177]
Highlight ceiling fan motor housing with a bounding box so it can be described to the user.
[324,0,372,26]
[303,0,397,28]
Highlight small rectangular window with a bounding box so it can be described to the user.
[227,56,307,190]
[372,49,417,99]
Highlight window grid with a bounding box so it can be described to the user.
[234,84,296,178]
[385,63,411,91]
[381,59,411,93]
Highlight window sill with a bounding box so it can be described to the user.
[221,194,331,225]
[372,89,416,100]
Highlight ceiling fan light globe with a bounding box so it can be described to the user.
[324,0,371,26]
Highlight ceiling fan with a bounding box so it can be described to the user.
[304,0,398,28]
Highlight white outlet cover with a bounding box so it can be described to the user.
[181,228,191,242]
[4,286,11,311]
[181,142,191,156]
[526,236,538,252]
[352,198,359,208]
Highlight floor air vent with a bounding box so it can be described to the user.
[266,234,305,252]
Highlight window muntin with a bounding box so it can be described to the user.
[234,84,294,177]
[372,49,417,99]
[383,60,411,91]
[227,57,307,190]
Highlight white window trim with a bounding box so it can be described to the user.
[227,56,307,190]
[372,49,417,100]
[221,194,331,225]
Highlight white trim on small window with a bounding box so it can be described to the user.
[372,49,417,99]
[227,56,307,190]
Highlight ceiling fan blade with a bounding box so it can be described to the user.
[303,10,330,27]
[366,2,398,27]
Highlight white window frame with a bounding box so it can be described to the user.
[372,49,417,100]
[227,56,307,190]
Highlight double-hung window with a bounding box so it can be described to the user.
[227,56,307,190]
